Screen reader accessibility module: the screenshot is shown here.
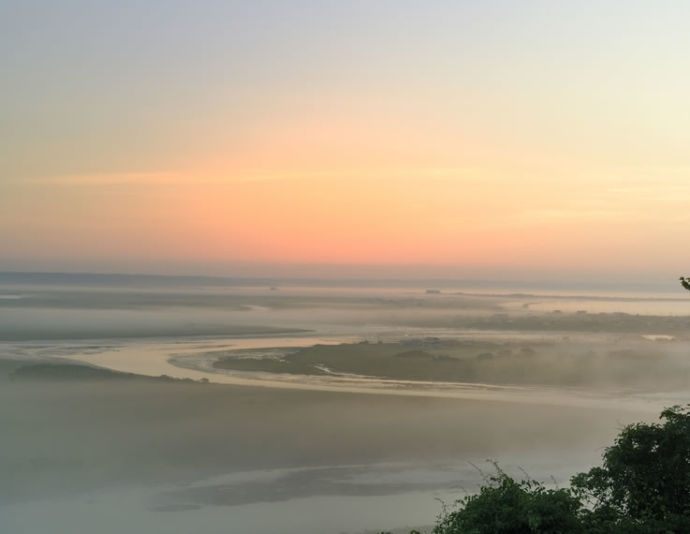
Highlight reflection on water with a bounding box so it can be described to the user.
[2,275,689,534]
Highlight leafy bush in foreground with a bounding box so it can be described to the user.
[386,405,690,534]
[433,470,582,534]
[572,405,690,534]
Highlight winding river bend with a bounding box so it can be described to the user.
[49,333,677,413]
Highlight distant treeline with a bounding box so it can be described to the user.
[9,362,209,384]
[0,271,676,293]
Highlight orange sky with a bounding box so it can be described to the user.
[3,2,690,279]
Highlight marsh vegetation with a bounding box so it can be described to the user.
[2,274,688,533]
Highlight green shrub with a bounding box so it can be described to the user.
[432,469,582,534]
[413,405,690,534]
[572,404,690,533]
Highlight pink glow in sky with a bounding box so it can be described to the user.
[2,1,690,279]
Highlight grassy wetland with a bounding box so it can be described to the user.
[2,274,689,533]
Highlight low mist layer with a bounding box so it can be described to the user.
[2,276,688,533]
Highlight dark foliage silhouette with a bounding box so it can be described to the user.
[383,406,690,534]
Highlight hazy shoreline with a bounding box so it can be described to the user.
[3,277,688,533]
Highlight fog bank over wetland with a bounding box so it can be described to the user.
[2,273,689,533]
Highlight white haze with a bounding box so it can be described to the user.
[1,273,688,533]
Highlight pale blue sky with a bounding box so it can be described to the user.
[4,0,689,177]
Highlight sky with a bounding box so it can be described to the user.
[2,0,690,280]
